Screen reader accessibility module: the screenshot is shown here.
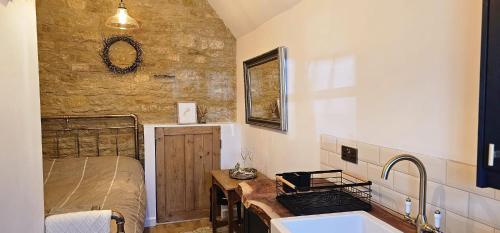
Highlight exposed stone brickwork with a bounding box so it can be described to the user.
[249,60,280,119]
[36,0,236,124]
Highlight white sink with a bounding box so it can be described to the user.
[270,211,403,233]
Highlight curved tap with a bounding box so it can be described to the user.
[381,154,440,233]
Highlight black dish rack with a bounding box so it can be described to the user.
[276,169,372,216]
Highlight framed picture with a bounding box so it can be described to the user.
[177,102,197,124]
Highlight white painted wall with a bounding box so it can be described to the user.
[0,0,45,232]
[143,123,241,226]
[237,0,482,177]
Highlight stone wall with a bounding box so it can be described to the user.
[249,60,280,119]
[36,0,236,124]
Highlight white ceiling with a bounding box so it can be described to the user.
[208,0,302,38]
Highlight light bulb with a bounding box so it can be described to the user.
[117,8,128,25]
[105,1,139,30]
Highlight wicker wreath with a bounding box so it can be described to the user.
[100,35,143,74]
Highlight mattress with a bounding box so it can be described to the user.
[43,156,146,233]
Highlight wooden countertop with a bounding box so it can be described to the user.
[236,175,416,233]
[211,170,266,191]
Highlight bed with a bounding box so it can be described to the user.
[41,114,146,233]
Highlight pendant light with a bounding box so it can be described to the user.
[105,0,140,30]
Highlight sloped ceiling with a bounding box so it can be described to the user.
[208,0,302,38]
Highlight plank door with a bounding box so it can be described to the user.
[155,126,221,222]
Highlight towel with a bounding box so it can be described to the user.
[47,204,101,216]
[45,210,111,233]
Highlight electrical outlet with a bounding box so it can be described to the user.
[341,145,358,164]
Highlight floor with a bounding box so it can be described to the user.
[144,218,228,233]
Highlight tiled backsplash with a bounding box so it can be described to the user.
[320,134,500,233]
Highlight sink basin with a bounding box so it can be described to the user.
[270,211,403,233]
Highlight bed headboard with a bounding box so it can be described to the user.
[41,114,140,160]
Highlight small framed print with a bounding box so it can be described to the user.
[177,102,197,124]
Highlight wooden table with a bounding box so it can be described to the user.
[211,170,264,233]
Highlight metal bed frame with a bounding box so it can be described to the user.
[112,211,125,233]
[41,114,140,160]
[41,114,140,233]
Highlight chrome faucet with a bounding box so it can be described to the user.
[381,154,441,233]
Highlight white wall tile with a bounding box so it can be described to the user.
[345,160,368,181]
[375,185,420,218]
[368,163,393,189]
[408,154,446,184]
[446,211,494,233]
[320,149,329,165]
[469,193,500,229]
[357,142,380,164]
[371,183,381,203]
[320,134,337,152]
[444,184,471,217]
[379,147,409,173]
[426,181,445,207]
[319,164,336,178]
[379,185,399,210]
[336,138,357,154]
[447,160,495,199]
[327,152,346,170]
[342,173,360,182]
[393,171,420,199]
[320,163,335,170]
[426,181,469,217]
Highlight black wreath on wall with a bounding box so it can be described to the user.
[100,35,143,74]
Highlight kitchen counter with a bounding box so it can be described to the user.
[236,175,417,233]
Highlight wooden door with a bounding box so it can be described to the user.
[478,0,500,188]
[155,126,221,222]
